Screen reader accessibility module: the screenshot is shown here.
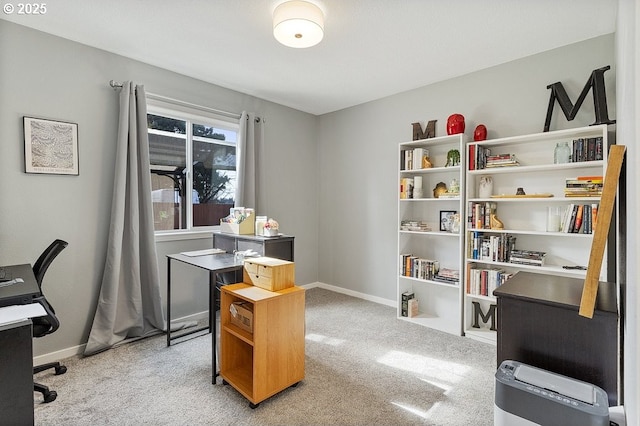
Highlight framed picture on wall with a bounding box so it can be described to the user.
[440,210,456,232]
[24,116,79,175]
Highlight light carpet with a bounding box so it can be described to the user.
[34,287,496,425]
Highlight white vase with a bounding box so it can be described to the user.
[478,176,493,198]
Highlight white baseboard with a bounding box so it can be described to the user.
[302,281,396,308]
[34,310,210,365]
[36,284,394,364]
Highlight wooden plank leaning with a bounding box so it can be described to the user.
[579,144,626,318]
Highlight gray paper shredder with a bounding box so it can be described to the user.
[495,360,609,426]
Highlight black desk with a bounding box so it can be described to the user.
[494,272,619,405]
[213,232,295,262]
[166,252,243,383]
[0,319,34,424]
[0,263,41,307]
[0,263,42,425]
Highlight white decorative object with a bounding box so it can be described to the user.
[478,176,493,198]
[547,206,561,232]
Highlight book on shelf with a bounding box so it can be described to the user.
[401,291,415,317]
[399,254,439,280]
[412,148,430,170]
[400,220,431,232]
[466,265,513,297]
[400,177,414,199]
[571,137,603,163]
[468,201,497,229]
[572,204,584,233]
[485,154,520,168]
[438,192,460,199]
[468,232,516,263]
[407,298,419,318]
[564,176,603,197]
[433,268,460,285]
[468,144,476,170]
[509,249,546,266]
[401,149,413,170]
[560,203,598,234]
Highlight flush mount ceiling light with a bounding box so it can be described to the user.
[273,0,324,48]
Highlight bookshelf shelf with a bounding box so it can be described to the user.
[399,230,460,237]
[467,160,604,175]
[467,228,594,237]
[397,133,466,336]
[399,274,460,289]
[463,124,614,344]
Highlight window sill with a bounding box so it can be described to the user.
[155,229,216,242]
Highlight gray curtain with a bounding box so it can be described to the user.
[84,82,166,356]
[235,112,262,209]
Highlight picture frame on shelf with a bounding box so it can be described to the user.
[24,116,79,175]
[440,210,457,232]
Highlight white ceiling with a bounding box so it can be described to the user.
[1,0,617,115]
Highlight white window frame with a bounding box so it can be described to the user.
[147,100,240,240]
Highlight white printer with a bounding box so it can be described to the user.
[495,360,609,426]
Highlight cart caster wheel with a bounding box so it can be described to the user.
[249,402,259,409]
[43,390,57,403]
[290,382,300,388]
[55,365,67,375]
[222,379,229,385]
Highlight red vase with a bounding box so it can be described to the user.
[474,124,487,141]
[447,114,465,135]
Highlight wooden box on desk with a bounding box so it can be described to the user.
[243,257,294,291]
[220,214,255,235]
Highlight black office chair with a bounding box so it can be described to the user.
[32,239,68,403]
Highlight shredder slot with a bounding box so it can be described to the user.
[514,364,594,405]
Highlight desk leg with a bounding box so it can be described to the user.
[210,270,218,383]
[166,258,172,347]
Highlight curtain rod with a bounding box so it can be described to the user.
[108,80,255,122]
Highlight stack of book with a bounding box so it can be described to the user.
[484,153,519,168]
[564,176,603,197]
[438,191,460,199]
[509,249,546,266]
[433,268,460,285]
[400,220,431,232]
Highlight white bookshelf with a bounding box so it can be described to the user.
[462,124,613,344]
[397,134,466,336]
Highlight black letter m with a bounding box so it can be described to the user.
[544,66,616,132]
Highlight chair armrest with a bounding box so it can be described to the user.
[33,295,60,335]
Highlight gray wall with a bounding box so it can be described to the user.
[0,20,319,357]
[317,34,616,302]
[0,20,623,402]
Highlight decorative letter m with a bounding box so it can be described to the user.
[544,65,615,132]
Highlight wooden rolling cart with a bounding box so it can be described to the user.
[220,283,305,408]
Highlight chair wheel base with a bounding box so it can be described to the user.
[43,390,57,403]
[55,365,67,375]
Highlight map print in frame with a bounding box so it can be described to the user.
[24,116,79,175]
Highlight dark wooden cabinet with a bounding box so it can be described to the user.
[494,272,619,406]
[0,319,34,425]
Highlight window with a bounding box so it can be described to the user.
[147,107,239,232]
